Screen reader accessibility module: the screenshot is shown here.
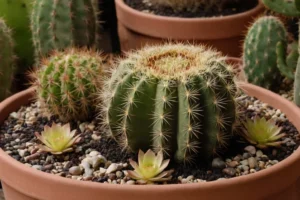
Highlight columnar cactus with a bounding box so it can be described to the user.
[31,0,99,64]
[31,48,104,121]
[101,44,239,163]
[0,18,15,101]
[260,0,300,106]
[243,16,288,91]
[0,0,34,70]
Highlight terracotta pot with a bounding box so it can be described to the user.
[116,0,264,57]
[1,59,300,199]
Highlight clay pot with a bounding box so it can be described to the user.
[116,0,264,57]
[1,59,300,199]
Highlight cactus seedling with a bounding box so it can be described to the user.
[0,18,15,101]
[243,16,288,91]
[31,0,99,64]
[101,43,240,163]
[126,149,173,184]
[35,123,81,154]
[241,117,285,148]
[31,48,104,121]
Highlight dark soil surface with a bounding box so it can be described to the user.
[124,0,259,18]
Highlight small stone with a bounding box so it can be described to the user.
[92,133,101,141]
[258,161,265,169]
[287,140,296,147]
[42,164,54,171]
[261,155,269,162]
[108,173,116,180]
[248,157,258,169]
[89,151,100,157]
[240,159,249,166]
[91,156,106,169]
[69,166,83,175]
[126,180,135,185]
[24,152,40,162]
[106,163,119,174]
[256,150,263,158]
[212,158,226,169]
[186,175,194,181]
[116,171,123,178]
[242,152,251,159]
[32,165,42,170]
[222,168,236,176]
[18,149,27,157]
[227,161,239,168]
[250,169,256,173]
[242,165,249,172]
[244,146,256,155]
[270,160,279,165]
[99,167,107,175]
[233,155,242,162]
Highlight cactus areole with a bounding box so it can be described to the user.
[101,44,239,163]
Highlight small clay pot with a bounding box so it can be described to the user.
[115,0,265,57]
[1,58,300,200]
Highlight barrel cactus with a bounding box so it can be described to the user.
[0,18,15,101]
[31,48,104,121]
[243,16,288,91]
[31,0,99,64]
[101,44,240,163]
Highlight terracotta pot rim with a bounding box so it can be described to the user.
[116,0,264,22]
[1,82,300,192]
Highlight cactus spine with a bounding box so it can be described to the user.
[31,48,104,121]
[31,0,99,64]
[101,44,239,163]
[243,16,288,91]
[0,18,15,101]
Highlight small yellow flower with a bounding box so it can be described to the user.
[126,149,174,184]
[242,117,286,148]
[35,123,81,154]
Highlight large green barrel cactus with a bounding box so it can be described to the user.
[101,44,239,163]
[243,16,288,91]
[31,48,104,121]
[0,0,34,71]
[31,0,99,63]
[0,18,15,101]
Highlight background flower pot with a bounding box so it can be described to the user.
[115,0,264,57]
[1,64,300,199]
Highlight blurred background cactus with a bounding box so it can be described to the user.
[101,44,240,163]
[31,48,105,121]
[0,0,34,72]
[31,0,100,64]
[244,0,300,106]
[243,16,288,91]
[0,18,15,101]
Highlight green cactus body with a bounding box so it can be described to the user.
[243,16,288,91]
[0,18,15,101]
[31,0,98,63]
[33,49,104,121]
[102,44,239,163]
[0,0,34,71]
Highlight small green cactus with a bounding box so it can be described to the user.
[0,18,15,101]
[31,0,99,64]
[31,48,104,121]
[101,44,240,163]
[243,16,288,91]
